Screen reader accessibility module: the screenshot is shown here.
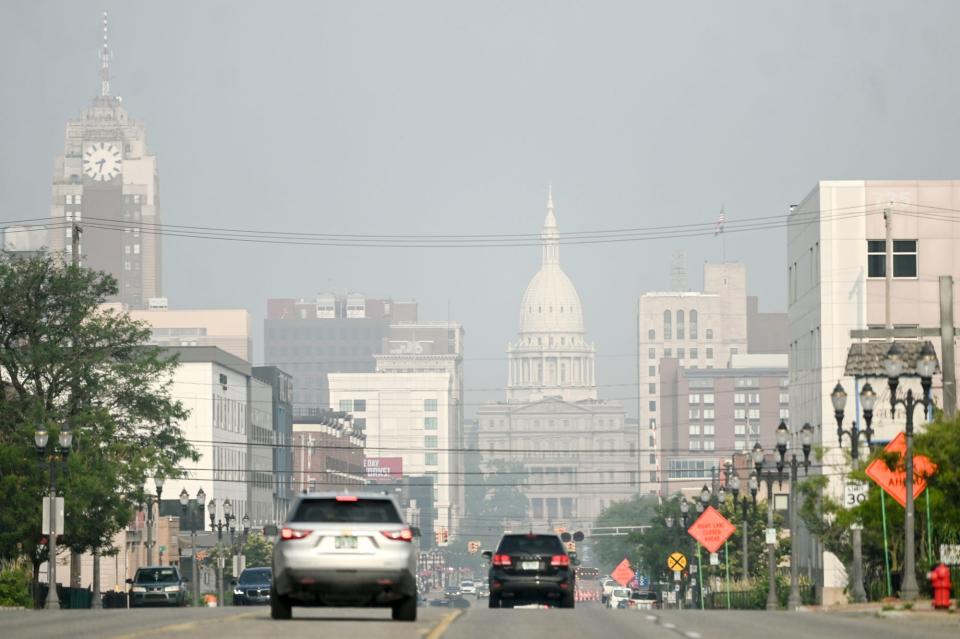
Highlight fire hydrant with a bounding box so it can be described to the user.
[928,563,951,609]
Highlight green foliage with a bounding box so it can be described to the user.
[590,494,659,569]
[473,459,529,529]
[0,559,33,608]
[0,253,197,566]
[207,532,274,582]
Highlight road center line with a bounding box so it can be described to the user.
[110,611,257,639]
[424,609,463,639]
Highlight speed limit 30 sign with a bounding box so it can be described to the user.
[844,481,868,508]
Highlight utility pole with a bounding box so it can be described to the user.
[884,203,892,335]
[940,276,956,417]
[71,223,81,268]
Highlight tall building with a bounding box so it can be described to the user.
[637,262,786,496]
[49,13,162,308]
[787,179,960,604]
[252,366,295,523]
[291,414,366,494]
[477,191,633,532]
[264,294,417,409]
[128,305,253,361]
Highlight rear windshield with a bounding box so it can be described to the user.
[496,534,564,555]
[239,568,272,584]
[614,589,631,597]
[291,498,402,523]
[135,568,178,583]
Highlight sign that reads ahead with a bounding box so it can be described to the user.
[364,457,403,479]
[687,506,736,554]
[865,432,937,508]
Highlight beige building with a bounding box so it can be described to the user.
[128,305,253,361]
[788,179,960,603]
[477,190,632,532]
[49,16,162,309]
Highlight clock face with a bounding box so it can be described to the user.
[83,142,122,182]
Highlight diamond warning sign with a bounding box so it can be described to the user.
[611,558,634,587]
[865,432,937,508]
[687,506,736,554]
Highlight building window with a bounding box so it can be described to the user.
[663,310,672,340]
[689,394,700,404]
[735,408,746,420]
[690,348,698,359]
[780,408,790,419]
[424,435,438,448]
[734,424,746,436]
[779,392,789,404]
[424,417,438,430]
[703,424,715,436]
[676,310,685,339]
[689,310,698,339]
[649,435,655,447]
[748,408,760,419]
[424,398,437,412]
[648,328,656,340]
[664,348,672,358]
[339,400,353,411]
[425,453,438,466]
[705,328,714,340]
[648,401,656,412]
[689,407,700,419]
[748,393,760,404]
[689,440,701,451]
[677,348,685,360]
[648,366,656,376]
[353,399,366,412]
[703,408,714,419]
[734,440,746,451]
[649,471,658,483]
[689,424,700,435]
[648,348,656,360]
[649,383,656,394]
[702,393,714,404]
[734,393,746,404]
[649,419,656,429]
[868,240,918,278]
[648,453,656,464]
[704,440,715,451]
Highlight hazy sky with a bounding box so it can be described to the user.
[3,1,960,416]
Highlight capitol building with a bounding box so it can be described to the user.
[477,191,635,532]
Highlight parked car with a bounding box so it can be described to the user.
[268,492,420,621]
[127,566,187,607]
[485,532,576,609]
[233,567,272,605]
[606,587,632,609]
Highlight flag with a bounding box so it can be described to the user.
[714,208,726,236]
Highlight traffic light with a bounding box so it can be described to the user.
[435,530,443,545]
[441,528,449,544]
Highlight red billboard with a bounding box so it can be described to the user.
[364,457,403,479]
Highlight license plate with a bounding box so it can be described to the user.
[521,561,539,570]
[335,536,358,549]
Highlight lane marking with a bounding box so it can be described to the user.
[645,614,658,621]
[425,609,463,639]
[685,632,702,639]
[110,611,257,639]
[663,622,676,629]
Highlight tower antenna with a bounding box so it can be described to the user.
[100,11,111,96]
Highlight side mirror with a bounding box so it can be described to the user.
[481,550,492,561]
[410,526,421,538]
[230,579,237,586]
[263,524,278,537]
[125,578,133,584]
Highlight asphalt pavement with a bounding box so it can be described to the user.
[4,601,960,639]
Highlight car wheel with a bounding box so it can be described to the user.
[489,594,501,608]
[392,596,417,621]
[269,586,292,620]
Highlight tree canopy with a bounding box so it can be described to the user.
[0,253,196,566]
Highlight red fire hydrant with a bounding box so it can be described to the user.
[929,563,951,609]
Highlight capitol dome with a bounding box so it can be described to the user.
[507,189,597,402]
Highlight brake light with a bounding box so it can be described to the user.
[336,495,358,502]
[279,527,311,541]
[492,554,512,566]
[550,554,570,567]
[381,529,414,542]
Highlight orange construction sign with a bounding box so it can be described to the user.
[611,559,633,587]
[687,506,736,554]
[865,432,937,508]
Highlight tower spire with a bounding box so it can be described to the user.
[99,11,111,96]
[542,185,559,266]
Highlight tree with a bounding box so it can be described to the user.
[590,494,659,569]
[473,459,529,532]
[0,253,197,597]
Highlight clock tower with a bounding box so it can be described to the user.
[49,12,162,309]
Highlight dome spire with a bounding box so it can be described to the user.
[99,11,112,97]
[542,185,559,265]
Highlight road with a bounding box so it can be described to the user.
[4,602,960,639]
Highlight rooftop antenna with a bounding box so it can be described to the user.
[99,11,112,97]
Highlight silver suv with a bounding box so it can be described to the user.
[267,493,419,621]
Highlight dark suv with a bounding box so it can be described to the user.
[484,533,575,609]
[233,567,272,605]
[127,566,186,607]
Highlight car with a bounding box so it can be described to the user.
[267,492,420,621]
[628,590,658,610]
[444,585,462,598]
[484,532,576,609]
[232,567,272,605]
[476,584,490,598]
[600,578,617,604]
[606,587,632,610]
[127,566,187,607]
[460,580,477,595]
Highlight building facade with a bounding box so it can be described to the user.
[477,191,632,532]
[264,294,417,409]
[252,366,295,522]
[328,372,458,536]
[787,179,960,603]
[129,306,253,361]
[291,414,366,494]
[49,16,162,308]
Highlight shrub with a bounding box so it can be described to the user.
[0,560,33,608]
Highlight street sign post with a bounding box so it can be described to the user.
[843,481,868,509]
[667,552,687,572]
[611,559,633,586]
[865,432,938,508]
[687,507,736,554]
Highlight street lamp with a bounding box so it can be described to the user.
[773,422,813,610]
[832,380,877,603]
[885,341,936,601]
[753,441,779,611]
[35,424,72,610]
[209,498,234,606]
[145,476,164,566]
[727,469,758,579]
[179,486,205,606]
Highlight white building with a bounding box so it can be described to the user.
[328,372,458,535]
[477,190,632,531]
[788,179,960,604]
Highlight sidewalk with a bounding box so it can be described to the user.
[798,598,957,617]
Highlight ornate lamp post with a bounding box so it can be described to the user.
[35,424,72,610]
[179,487,205,606]
[145,476,164,566]
[774,421,813,610]
[753,442,779,611]
[727,469,758,579]
[209,498,233,606]
[884,341,936,601]
[832,381,877,603]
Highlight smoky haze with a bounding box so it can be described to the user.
[2,0,960,416]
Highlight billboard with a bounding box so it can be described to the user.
[364,457,403,479]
